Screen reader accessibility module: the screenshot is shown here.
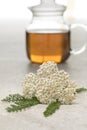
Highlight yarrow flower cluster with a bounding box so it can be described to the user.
[22,61,77,105]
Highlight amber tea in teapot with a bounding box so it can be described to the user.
[26,31,70,63]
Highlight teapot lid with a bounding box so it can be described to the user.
[29,0,66,16]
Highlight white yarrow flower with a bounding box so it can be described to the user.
[22,61,77,104]
[37,61,58,77]
[22,73,37,98]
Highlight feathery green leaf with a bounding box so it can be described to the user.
[6,97,40,112]
[1,94,25,102]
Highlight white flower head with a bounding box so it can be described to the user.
[23,83,36,99]
[37,61,58,77]
[22,73,37,98]
[35,78,57,104]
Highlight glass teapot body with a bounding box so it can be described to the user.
[26,0,70,63]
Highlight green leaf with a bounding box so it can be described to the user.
[5,97,40,112]
[1,94,25,102]
[44,101,61,117]
[76,88,87,93]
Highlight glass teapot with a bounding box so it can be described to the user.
[26,0,86,63]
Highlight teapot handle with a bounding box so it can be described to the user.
[70,24,87,55]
